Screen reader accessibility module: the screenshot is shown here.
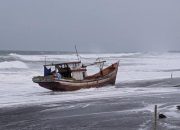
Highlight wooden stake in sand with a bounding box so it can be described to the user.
[154,105,157,130]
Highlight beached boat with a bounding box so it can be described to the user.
[32,60,119,91]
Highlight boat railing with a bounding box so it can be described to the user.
[33,75,54,82]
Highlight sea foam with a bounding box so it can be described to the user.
[0,61,28,69]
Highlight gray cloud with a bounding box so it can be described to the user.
[0,0,180,52]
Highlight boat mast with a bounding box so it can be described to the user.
[75,45,81,61]
[96,58,104,75]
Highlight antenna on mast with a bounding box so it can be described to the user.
[75,45,80,61]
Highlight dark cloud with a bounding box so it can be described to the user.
[0,0,180,52]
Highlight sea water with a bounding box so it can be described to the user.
[1,51,180,107]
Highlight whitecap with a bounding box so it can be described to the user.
[0,61,28,69]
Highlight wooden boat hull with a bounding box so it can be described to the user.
[33,62,119,91]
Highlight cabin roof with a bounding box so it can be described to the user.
[83,60,106,67]
[44,61,81,66]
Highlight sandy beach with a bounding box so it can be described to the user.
[1,78,180,130]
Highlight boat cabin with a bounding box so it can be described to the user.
[44,61,87,80]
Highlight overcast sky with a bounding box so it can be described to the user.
[0,0,180,52]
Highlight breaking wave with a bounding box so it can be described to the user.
[0,61,28,69]
[9,53,77,61]
[80,53,141,59]
[8,53,141,62]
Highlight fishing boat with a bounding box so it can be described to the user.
[32,60,119,91]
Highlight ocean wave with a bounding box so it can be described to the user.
[8,53,141,62]
[9,53,77,61]
[9,53,23,59]
[0,53,20,62]
[80,53,141,59]
[0,61,28,69]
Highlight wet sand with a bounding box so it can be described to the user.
[1,78,180,130]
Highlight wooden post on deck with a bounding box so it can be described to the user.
[154,105,157,130]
